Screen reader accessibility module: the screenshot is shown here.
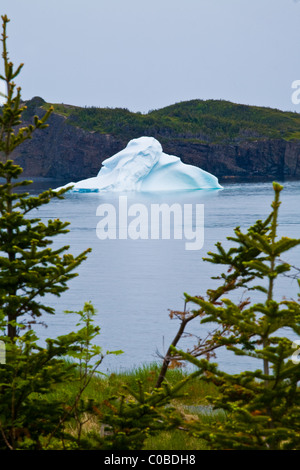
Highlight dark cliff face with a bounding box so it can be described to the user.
[11,111,125,181]
[163,139,294,181]
[10,100,300,183]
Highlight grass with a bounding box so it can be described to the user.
[49,361,219,404]
[143,429,207,451]
[45,361,221,450]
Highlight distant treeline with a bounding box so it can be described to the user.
[36,97,300,144]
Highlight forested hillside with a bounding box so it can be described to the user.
[9,96,300,182]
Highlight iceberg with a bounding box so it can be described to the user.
[58,136,222,192]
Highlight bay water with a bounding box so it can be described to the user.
[28,180,300,375]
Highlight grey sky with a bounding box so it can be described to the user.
[1,0,300,113]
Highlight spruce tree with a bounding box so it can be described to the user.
[0,15,99,450]
[175,182,300,449]
[0,14,90,340]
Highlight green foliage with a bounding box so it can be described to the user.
[0,301,118,450]
[173,182,300,450]
[87,371,200,451]
[39,97,300,144]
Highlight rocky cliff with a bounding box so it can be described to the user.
[10,97,300,183]
[12,110,124,181]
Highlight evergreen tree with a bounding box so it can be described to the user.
[175,182,300,449]
[0,15,100,450]
[0,14,90,339]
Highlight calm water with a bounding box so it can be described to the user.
[27,180,300,374]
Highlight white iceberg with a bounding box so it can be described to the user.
[58,136,222,192]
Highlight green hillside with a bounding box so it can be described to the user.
[40,98,300,144]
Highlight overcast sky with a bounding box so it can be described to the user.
[0,0,300,113]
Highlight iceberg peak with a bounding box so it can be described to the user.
[59,136,222,192]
